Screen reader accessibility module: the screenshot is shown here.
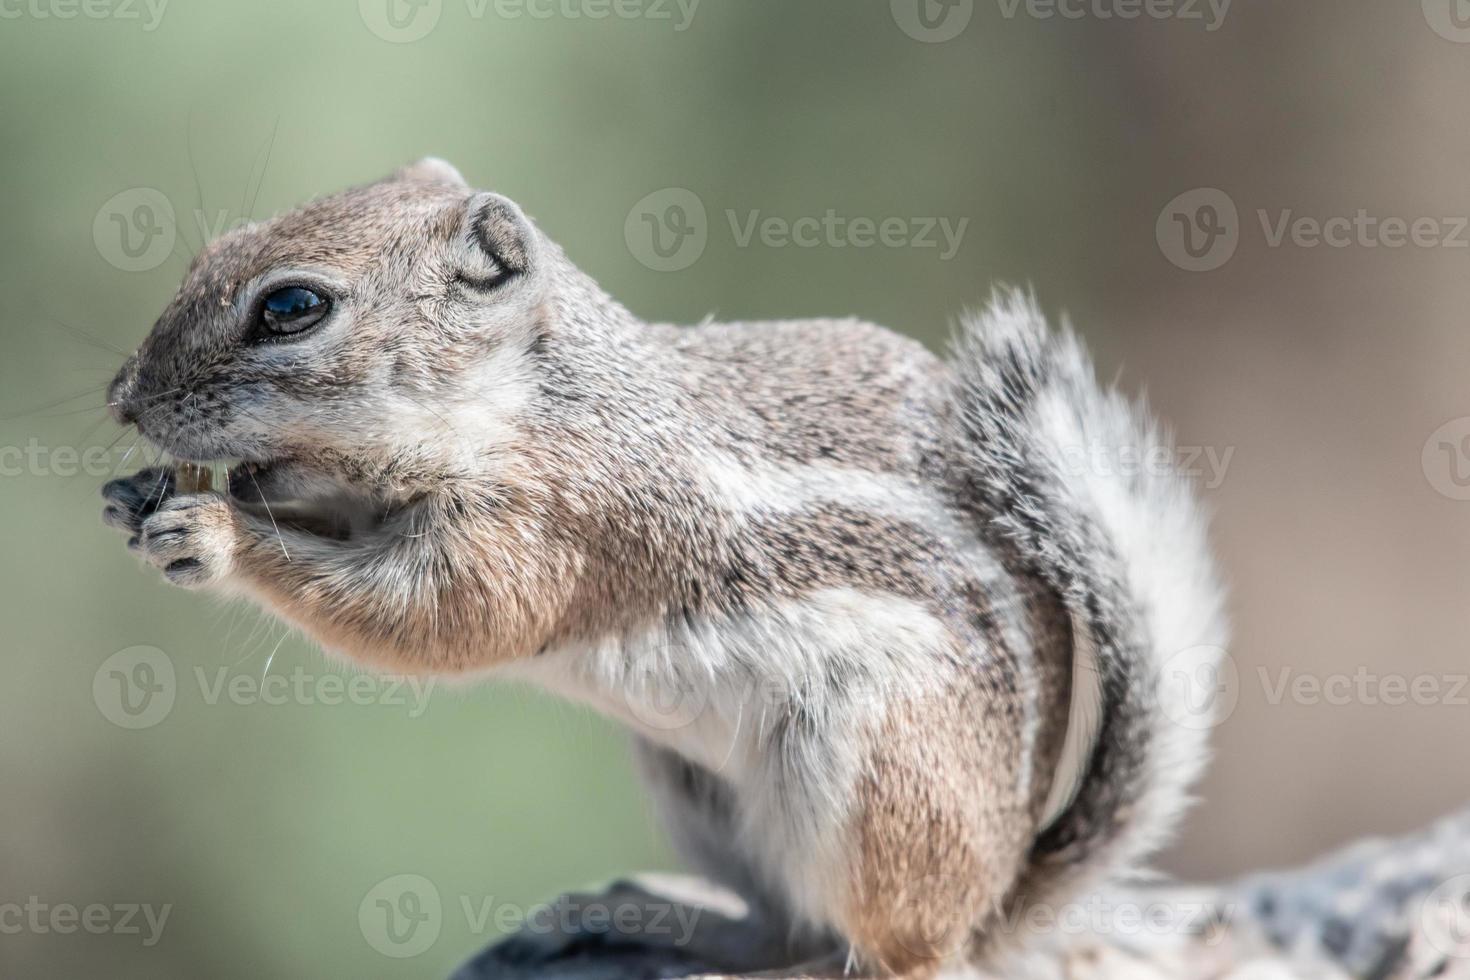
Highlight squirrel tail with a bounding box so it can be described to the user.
[949,289,1229,924]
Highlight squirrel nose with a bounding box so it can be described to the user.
[108,356,141,426]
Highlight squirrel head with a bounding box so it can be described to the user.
[108,158,587,510]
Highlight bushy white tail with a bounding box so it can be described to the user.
[950,290,1229,915]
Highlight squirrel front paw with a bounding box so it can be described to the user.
[101,466,176,540]
[104,472,240,589]
[137,494,240,588]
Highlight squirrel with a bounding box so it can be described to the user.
[101,159,1228,979]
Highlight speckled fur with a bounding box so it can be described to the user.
[102,160,1227,978]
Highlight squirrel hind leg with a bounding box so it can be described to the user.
[831,695,1033,979]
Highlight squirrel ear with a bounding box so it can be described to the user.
[465,192,536,279]
[395,157,468,188]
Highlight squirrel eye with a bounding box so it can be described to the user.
[257,286,329,337]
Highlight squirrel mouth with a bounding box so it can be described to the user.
[221,457,376,540]
[160,452,383,541]
[139,433,383,541]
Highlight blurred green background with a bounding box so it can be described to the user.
[5,1,1470,976]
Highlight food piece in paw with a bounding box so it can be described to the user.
[174,462,214,494]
